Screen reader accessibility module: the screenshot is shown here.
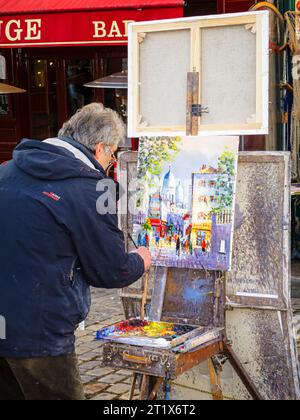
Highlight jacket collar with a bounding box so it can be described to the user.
[57,135,107,177]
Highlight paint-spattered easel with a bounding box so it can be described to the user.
[104,247,262,400]
[102,74,263,400]
[116,147,299,400]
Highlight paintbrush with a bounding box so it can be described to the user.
[128,233,150,319]
[128,233,138,249]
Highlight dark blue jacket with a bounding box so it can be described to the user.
[0,137,144,358]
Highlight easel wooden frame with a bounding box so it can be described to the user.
[116,151,300,400]
[128,11,269,138]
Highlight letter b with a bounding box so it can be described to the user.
[93,21,107,38]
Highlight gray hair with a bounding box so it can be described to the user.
[58,103,126,152]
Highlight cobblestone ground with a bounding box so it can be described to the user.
[75,288,139,401]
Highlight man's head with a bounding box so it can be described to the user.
[58,103,126,170]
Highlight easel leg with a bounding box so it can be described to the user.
[139,375,163,400]
[208,358,223,401]
[140,374,150,400]
[129,373,138,400]
[149,378,164,400]
[223,342,263,400]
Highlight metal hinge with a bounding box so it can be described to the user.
[191,104,209,117]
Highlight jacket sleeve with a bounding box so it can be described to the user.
[68,181,145,289]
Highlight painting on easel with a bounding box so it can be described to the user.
[134,136,239,271]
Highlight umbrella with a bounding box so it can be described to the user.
[0,83,26,94]
[84,71,127,89]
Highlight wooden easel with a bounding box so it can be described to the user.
[127,271,262,401]
[117,149,298,400]
[121,72,264,401]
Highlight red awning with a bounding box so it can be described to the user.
[0,0,184,14]
[0,0,183,47]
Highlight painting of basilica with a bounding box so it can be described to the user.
[134,136,239,271]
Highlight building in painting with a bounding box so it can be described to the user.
[191,165,220,248]
[147,166,190,239]
[148,189,168,238]
[175,181,184,208]
[161,167,176,204]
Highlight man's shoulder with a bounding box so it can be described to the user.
[51,177,99,211]
[62,175,117,212]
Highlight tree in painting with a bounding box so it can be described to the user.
[136,136,182,207]
[137,137,182,180]
[211,147,236,214]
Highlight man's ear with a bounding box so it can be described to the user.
[94,143,103,160]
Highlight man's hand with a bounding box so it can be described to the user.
[132,247,152,272]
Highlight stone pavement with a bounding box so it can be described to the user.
[75,288,139,401]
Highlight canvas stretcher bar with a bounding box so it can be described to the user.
[127,11,269,137]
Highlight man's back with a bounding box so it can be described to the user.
[0,149,92,357]
[0,139,144,358]
[0,103,150,400]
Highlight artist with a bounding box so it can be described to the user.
[0,103,151,400]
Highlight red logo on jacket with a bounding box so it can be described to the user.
[43,192,61,202]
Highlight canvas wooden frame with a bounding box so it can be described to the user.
[128,11,269,137]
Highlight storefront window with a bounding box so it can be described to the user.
[0,54,10,116]
[65,59,93,116]
[0,94,9,115]
[31,60,47,88]
[29,59,58,139]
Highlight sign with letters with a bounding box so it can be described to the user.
[0,8,183,47]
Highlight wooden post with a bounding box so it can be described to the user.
[140,374,150,400]
[223,341,263,400]
[208,358,224,400]
[186,72,200,136]
[129,373,138,400]
[149,378,164,400]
